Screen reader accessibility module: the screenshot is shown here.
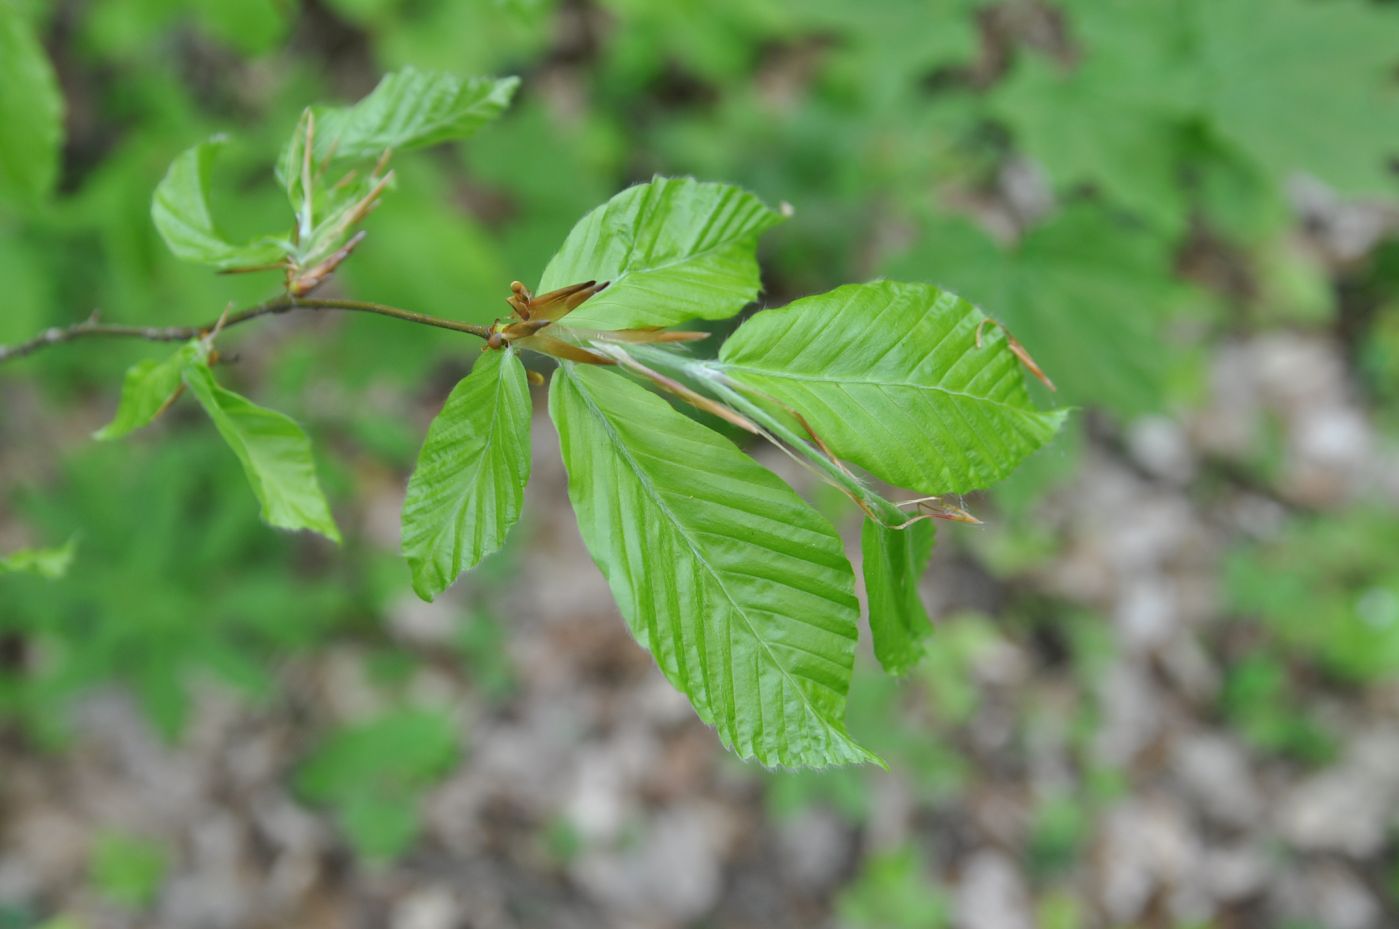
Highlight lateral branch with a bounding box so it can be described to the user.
[0,296,493,365]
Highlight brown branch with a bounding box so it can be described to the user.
[0,296,494,365]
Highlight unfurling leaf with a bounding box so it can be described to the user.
[183,363,340,542]
[551,363,879,769]
[0,8,64,204]
[0,535,78,580]
[862,519,936,675]
[95,341,206,441]
[719,280,1064,495]
[151,139,287,270]
[402,348,532,601]
[538,177,785,331]
[278,69,519,202]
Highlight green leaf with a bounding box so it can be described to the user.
[278,69,519,199]
[886,208,1185,415]
[94,341,205,441]
[718,280,1064,495]
[861,519,935,676]
[183,363,341,542]
[401,348,532,601]
[550,364,878,768]
[0,8,63,204]
[538,177,785,330]
[1194,0,1399,197]
[151,138,287,270]
[0,535,77,579]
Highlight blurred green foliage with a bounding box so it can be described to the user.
[836,845,952,929]
[89,832,168,909]
[294,707,461,860]
[1,436,356,744]
[1227,511,1399,685]
[0,534,76,579]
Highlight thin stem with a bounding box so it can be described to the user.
[0,296,493,365]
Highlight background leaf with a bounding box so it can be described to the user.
[401,348,532,601]
[718,280,1064,495]
[550,364,876,768]
[991,38,1191,233]
[1194,0,1399,197]
[0,7,63,204]
[183,363,341,542]
[150,139,288,270]
[862,519,936,676]
[538,177,784,330]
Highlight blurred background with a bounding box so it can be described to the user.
[3,0,1399,927]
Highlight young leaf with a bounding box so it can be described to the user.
[885,208,1185,415]
[94,341,205,441]
[861,519,935,676]
[151,138,287,270]
[401,348,532,601]
[278,69,519,199]
[718,280,1065,496]
[0,535,78,579]
[538,177,785,330]
[551,364,879,768]
[183,363,341,542]
[0,8,64,204]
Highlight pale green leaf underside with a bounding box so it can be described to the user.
[551,364,878,768]
[94,341,205,441]
[0,535,77,580]
[184,364,341,542]
[151,139,287,270]
[718,280,1065,496]
[277,69,519,197]
[862,519,936,676]
[538,177,784,331]
[401,348,532,601]
[0,9,64,204]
